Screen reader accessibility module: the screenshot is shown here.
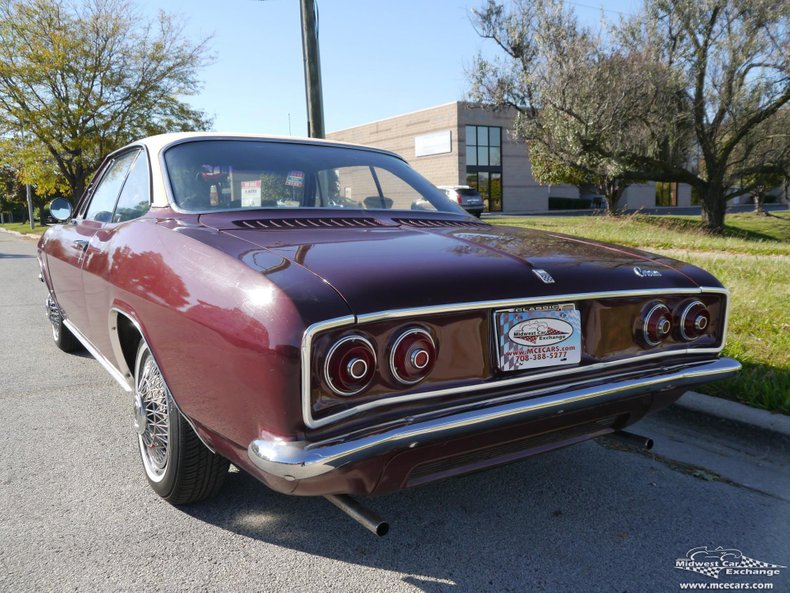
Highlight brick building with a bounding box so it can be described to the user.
[328,101,692,213]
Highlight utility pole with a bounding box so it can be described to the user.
[21,129,34,229]
[26,182,34,230]
[299,0,325,138]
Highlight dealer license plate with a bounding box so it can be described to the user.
[494,303,582,371]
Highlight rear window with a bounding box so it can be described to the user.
[456,188,481,196]
[163,140,464,214]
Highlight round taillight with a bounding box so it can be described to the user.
[640,302,672,346]
[676,300,711,341]
[389,327,436,385]
[323,335,376,397]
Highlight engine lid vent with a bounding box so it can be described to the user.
[393,218,488,229]
[234,217,384,230]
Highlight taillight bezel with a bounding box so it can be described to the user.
[323,334,377,397]
[676,299,711,342]
[388,326,437,386]
[640,301,673,347]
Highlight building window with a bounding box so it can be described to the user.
[656,182,678,207]
[465,125,503,212]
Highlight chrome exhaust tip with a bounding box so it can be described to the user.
[607,430,654,450]
[325,494,389,537]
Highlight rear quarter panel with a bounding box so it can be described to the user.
[94,215,352,451]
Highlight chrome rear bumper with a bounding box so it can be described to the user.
[248,357,740,482]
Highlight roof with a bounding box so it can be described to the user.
[119,132,405,209]
[130,132,402,159]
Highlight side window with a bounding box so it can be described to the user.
[113,152,151,222]
[84,151,137,222]
[332,166,379,208]
[374,167,436,211]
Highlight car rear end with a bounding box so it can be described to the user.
[247,287,739,497]
[440,186,485,217]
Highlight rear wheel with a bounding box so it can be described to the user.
[134,341,229,504]
[47,295,79,352]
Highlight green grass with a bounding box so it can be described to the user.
[0,222,47,236]
[678,253,790,414]
[490,212,790,414]
[492,211,790,256]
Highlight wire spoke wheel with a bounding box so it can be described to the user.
[133,340,229,503]
[136,350,172,482]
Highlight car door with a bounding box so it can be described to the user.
[82,149,151,353]
[46,151,137,338]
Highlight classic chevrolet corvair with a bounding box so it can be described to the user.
[38,133,739,535]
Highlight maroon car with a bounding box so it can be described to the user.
[38,133,739,535]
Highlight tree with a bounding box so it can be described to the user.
[0,162,25,217]
[0,134,69,223]
[614,0,790,231]
[0,0,212,204]
[0,161,52,224]
[731,107,790,214]
[469,0,687,214]
[470,0,790,233]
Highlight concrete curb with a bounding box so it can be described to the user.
[0,227,42,241]
[675,391,790,438]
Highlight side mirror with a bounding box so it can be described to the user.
[49,197,73,222]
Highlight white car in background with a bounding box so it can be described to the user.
[437,185,485,217]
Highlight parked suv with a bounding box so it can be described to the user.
[437,185,485,217]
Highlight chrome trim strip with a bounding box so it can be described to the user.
[62,319,133,392]
[721,291,730,348]
[355,287,728,324]
[301,315,357,427]
[301,287,730,429]
[108,309,134,383]
[252,357,741,481]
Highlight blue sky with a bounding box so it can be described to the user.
[140,1,638,136]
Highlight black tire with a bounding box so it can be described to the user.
[474,212,482,218]
[134,341,229,504]
[47,295,80,353]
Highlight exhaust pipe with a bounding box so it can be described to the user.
[608,430,654,450]
[325,494,389,537]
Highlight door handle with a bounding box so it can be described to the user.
[72,239,89,251]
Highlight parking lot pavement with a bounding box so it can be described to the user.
[1,232,788,593]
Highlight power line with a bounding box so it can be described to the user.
[565,1,635,17]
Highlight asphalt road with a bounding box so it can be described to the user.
[1,231,788,593]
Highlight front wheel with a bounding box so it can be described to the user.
[134,341,229,504]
